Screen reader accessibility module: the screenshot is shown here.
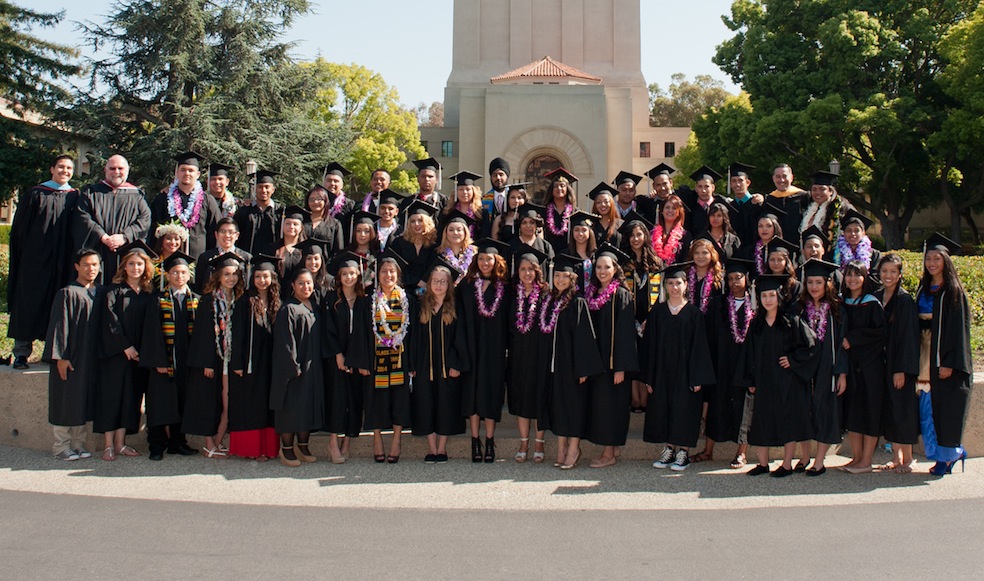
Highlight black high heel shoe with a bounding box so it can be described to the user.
[484,437,495,463]
[471,437,483,463]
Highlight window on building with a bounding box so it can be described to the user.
[441,140,454,158]
[664,142,676,158]
[639,142,651,158]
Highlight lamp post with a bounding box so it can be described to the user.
[245,159,257,200]
[829,159,841,175]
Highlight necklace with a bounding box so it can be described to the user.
[805,300,831,341]
[474,278,505,318]
[687,266,714,313]
[835,234,872,267]
[167,181,206,228]
[372,286,410,348]
[538,292,571,333]
[728,294,753,344]
[514,283,541,333]
[545,202,574,236]
[651,224,685,263]
[754,239,767,274]
[585,279,620,311]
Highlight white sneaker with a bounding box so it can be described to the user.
[670,449,691,471]
[55,449,80,461]
[75,448,92,459]
[652,446,674,469]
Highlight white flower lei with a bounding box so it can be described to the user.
[373,286,410,348]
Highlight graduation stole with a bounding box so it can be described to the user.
[160,293,199,377]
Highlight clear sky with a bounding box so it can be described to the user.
[27,0,741,107]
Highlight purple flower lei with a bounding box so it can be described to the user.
[545,202,574,236]
[585,279,620,311]
[727,294,753,344]
[167,181,206,228]
[754,239,767,275]
[328,192,347,218]
[514,283,542,333]
[687,266,714,314]
[538,293,571,333]
[474,278,505,318]
[834,234,872,268]
[805,300,830,341]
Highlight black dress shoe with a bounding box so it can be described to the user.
[771,466,794,478]
[167,444,197,456]
[149,451,164,461]
[747,464,770,476]
[805,467,826,477]
[12,356,29,370]
[435,453,449,463]
[793,461,807,473]
[471,437,483,463]
[484,437,495,463]
[424,454,437,464]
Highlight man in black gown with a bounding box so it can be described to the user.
[234,169,282,255]
[147,151,221,259]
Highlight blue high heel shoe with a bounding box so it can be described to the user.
[945,450,968,474]
[929,461,948,476]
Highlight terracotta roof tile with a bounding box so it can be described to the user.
[490,56,602,84]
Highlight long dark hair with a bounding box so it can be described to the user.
[620,222,662,272]
[919,248,964,305]
[797,276,841,323]
[841,260,876,298]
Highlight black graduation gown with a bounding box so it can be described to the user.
[389,237,436,297]
[735,313,818,446]
[147,188,221,260]
[74,181,152,285]
[305,216,345,257]
[193,247,252,293]
[323,295,374,436]
[329,193,358,240]
[8,184,79,341]
[506,285,550,423]
[729,196,763,248]
[234,203,282,256]
[920,286,974,448]
[641,302,716,448]
[875,288,920,444]
[265,242,303,298]
[363,288,412,430]
[841,296,887,436]
[509,236,556,261]
[545,296,604,438]
[653,228,692,265]
[228,295,275,432]
[790,302,847,445]
[270,298,326,433]
[543,203,575,254]
[182,293,228,436]
[591,220,623,248]
[93,283,152,434]
[587,287,640,446]
[705,295,752,443]
[43,282,102,426]
[634,195,659,225]
[407,304,469,436]
[401,192,448,213]
[698,230,741,261]
[458,279,509,422]
[680,191,731,237]
[495,220,517,244]
[624,260,661,325]
[140,290,198,428]
[765,190,810,239]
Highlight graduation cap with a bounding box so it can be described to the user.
[327,250,364,277]
[377,246,409,271]
[801,259,840,279]
[709,198,738,216]
[645,163,675,179]
[661,261,694,279]
[298,238,329,257]
[323,162,351,178]
[350,210,379,228]
[162,250,195,271]
[689,165,723,183]
[377,189,405,208]
[282,205,310,222]
[173,151,205,168]
[117,239,157,260]
[250,169,278,185]
[840,209,873,231]
[489,157,510,176]
[507,181,531,191]
[545,167,578,184]
[755,274,790,294]
[767,236,799,257]
[475,237,510,257]
[691,232,725,258]
[425,253,462,283]
[552,253,583,274]
[208,162,232,178]
[250,254,281,272]
[725,257,757,275]
[444,209,477,228]
[810,170,839,186]
[513,244,550,268]
[759,201,787,220]
[800,225,830,250]
[595,242,631,266]
[404,199,439,217]
[617,211,654,237]
[588,182,618,200]
[923,232,961,255]
[208,251,246,270]
[612,171,643,187]
[413,157,442,173]
[569,211,598,229]
[516,203,545,223]
[728,162,755,178]
[448,170,482,187]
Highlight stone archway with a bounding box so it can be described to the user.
[499,126,593,204]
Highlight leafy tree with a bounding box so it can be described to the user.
[649,73,732,127]
[300,59,426,195]
[413,101,444,128]
[702,0,977,249]
[0,1,80,201]
[66,0,348,199]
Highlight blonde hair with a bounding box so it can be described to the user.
[112,250,154,292]
[403,212,437,246]
[688,238,724,289]
[445,184,484,218]
[420,268,457,325]
[436,222,475,255]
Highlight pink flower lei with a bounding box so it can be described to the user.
[687,266,714,313]
[805,300,830,341]
[545,202,574,236]
[514,283,542,333]
[474,278,506,318]
[651,224,685,263]
[834,234,872,268]
[727,294,753,344]
[754,239,767,275]
[327,192,347,218]
[167,181,206,228]
[585,279,620,311]
[539,292,571,333]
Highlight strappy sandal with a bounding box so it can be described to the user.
[202,446,226,459]
[117,445,141,457]
[515,437,529,463]
[690,451,712,463]
[729,453,746,469]
[533,438,546,463]
[101,446,116,461]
